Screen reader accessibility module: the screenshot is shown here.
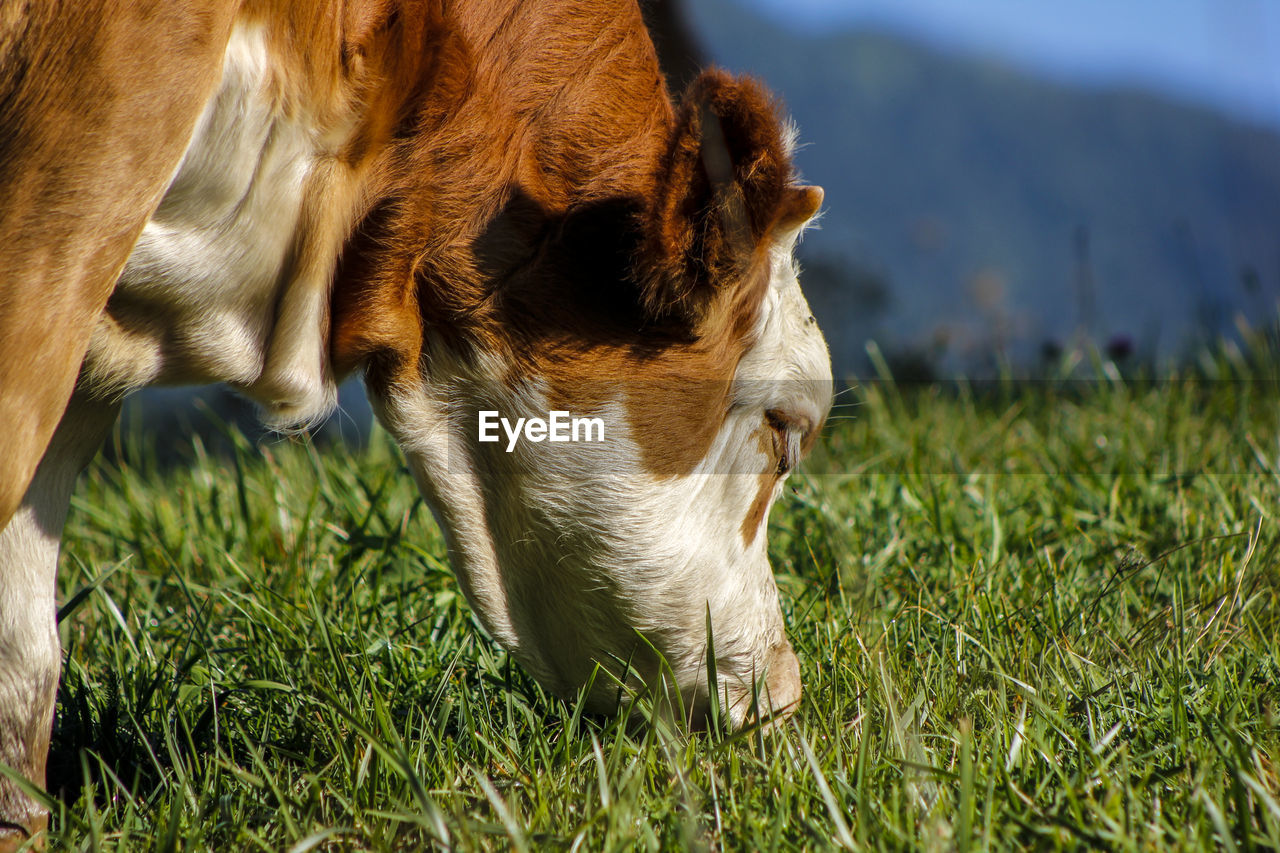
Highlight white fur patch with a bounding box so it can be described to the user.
[83,23,336,425]
[373,224,832,726]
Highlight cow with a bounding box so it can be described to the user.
[0,0,831,842]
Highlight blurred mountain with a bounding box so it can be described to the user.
[683,0,1280,375]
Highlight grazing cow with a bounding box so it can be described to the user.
[0,0,830,842]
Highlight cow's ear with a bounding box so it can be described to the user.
[637,70,820,328]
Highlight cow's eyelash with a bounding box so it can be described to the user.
[765,414,800,475]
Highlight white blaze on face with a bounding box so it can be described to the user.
[376,222,831,728]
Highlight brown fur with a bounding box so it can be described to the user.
[637,71,793,326]
[0,1,235,531]
[332,17,810,476]
[1,1,814,840]
[741,407,824,546]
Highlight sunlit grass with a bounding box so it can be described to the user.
[38,357,1280,850]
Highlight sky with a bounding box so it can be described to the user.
[734,0,1280,129]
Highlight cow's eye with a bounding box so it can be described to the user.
[764,408,809,475]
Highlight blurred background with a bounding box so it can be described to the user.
[661,0,1280,379]
[129,0,1280,439]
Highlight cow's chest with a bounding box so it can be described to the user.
[82,23,320,399]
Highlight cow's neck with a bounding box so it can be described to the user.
[332,0,674,391]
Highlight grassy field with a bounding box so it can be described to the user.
[25,354,1280,850]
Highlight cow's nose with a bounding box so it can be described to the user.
[762,640,802,722]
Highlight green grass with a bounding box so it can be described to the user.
[34,362,1280,850]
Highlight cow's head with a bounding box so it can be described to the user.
[337,70,830,728]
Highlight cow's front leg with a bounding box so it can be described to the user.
[0,395,119,850]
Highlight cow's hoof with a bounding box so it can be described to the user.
[0,812,46,852]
